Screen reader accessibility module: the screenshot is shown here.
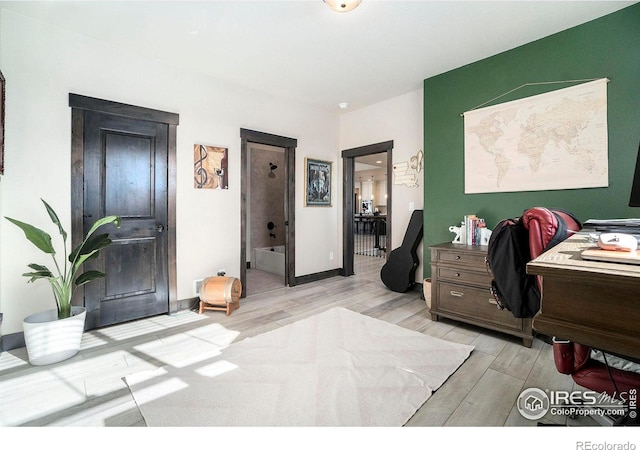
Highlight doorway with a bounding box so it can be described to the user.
[69,94,179,329]
[341,141,393,277]
[354,152,388,258]
[240,128,297,297]
[247,143,286,294]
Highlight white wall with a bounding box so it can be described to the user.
[339,89,425,283]
[0,9,340,335]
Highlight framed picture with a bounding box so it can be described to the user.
[305,158,332,207]
[194,144,228,189]
[0,70,4,175]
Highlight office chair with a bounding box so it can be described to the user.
[520,206,581,342]
[552,340,640,399]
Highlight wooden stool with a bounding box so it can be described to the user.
[198,276,242,316]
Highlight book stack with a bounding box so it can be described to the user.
[463,214,486,245]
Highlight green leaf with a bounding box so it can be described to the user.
[22,263,55,282]
[5,217,55,254]
[69,233,112,265]
[41,199,67,243]
[73,249,101,270]
[27,263,53,275]
[23,273,53,282]
[86,215,121,238]
[75,270,106,287]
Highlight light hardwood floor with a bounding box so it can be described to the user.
[0,255,600,428]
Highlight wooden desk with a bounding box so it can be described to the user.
[527,233,640,360]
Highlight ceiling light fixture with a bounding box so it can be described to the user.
[338,102,349,109]
[324,0,362,13]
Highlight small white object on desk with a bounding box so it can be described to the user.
[581,233,640,265]
[597,233,638,252]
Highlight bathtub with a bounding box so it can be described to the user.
[254,245,285,276]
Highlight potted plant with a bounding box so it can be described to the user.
[5,199,120,365]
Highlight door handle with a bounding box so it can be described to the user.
[153,224,165,233]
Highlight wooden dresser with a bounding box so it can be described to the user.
[429,242,533,347]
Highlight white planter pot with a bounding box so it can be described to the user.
[22,306,86,366]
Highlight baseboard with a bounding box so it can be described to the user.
[2,331,25,352]
[294,268,342,285]
[177,297,199,312]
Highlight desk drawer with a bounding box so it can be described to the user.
[436,282,522,331]
[437,266,491,286]
[436,250,487,267]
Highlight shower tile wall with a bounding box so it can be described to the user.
[250,148,286,252]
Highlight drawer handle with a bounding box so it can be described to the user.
[455,255,461,260]
[454,272,460,277]
[450,290,464,298]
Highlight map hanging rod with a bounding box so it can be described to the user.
[460,77,609,117]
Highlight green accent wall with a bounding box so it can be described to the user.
[423,3,640,278]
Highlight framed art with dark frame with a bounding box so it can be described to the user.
[305,157,332,207]
[0,70,4,175]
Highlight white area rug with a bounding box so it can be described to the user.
[125,307,474,426]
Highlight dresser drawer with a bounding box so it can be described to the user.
[436,266,492,286]
[435,249,487,268]
[435,282,523,331]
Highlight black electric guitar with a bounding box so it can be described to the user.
[380,210,423,293]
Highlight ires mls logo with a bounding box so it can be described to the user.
[517,388,550,420]
[517,387,631,421]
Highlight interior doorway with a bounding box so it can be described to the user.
[246,143,286,294]
[341,141,394,277]
[354,152,388,259]
[240,128,297,297]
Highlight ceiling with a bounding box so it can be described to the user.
[3,1,636,113]
[355,152,387,179]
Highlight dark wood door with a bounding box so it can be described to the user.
[82,111,169,327]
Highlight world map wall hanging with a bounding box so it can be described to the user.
[463,78,608,194]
